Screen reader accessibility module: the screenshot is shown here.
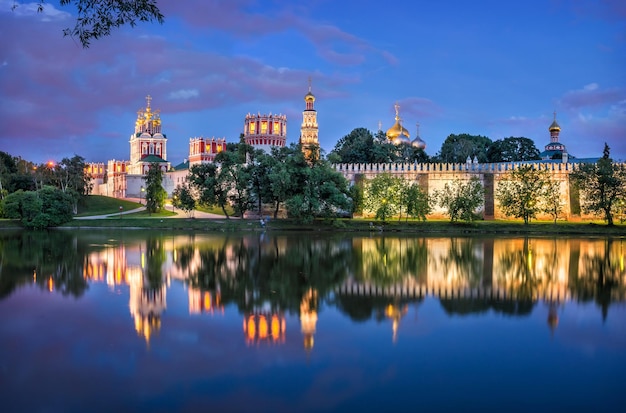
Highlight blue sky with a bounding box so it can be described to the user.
[1,0,625,164]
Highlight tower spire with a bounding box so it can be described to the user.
[146,94,152,109]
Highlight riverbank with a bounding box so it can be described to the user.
[59,217,626,235]
[1,216,624,235]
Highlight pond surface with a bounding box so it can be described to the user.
[1,230,625,413]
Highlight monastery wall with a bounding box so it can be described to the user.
[333,161,598,221]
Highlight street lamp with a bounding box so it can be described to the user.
[140,186,145,205]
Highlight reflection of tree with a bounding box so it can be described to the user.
[439,297,534,316]
[357,236,428,286]
[496,237,541,301]
[334,293,420,325]
[184,234,352,314]
[437,238,484,288]
[571,238,625,320]
[0,230,89,299]
[144,236,166,289]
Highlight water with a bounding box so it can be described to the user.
[0,230,625,413]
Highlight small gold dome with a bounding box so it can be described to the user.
[549,111,561,132]
[549,119,560,132]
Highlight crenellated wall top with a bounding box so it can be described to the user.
[330,161,624,174]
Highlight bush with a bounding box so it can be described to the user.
[0,187,73,229]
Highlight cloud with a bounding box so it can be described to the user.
[1,0,71,20]
[158,0,396,67]
[396,97,443,119]
[169,89,200,100]
[559,84,626,110]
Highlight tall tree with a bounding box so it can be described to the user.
[329,128,396,164]
[216,150,253,218]
[363,173,402,222]
[171,183,196,218]
[496,165,551,224]
[143,163,166,214]
[403,182,431,221]
[53,155,91,214]
[487,137,541,162]
[435,177,484,222]
[436,133,492,163]
[22,0,165,48]
[188,163,230,218]
[571,143,626,226]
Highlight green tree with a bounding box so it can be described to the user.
[436,133,492,163]
[364,173,401,222]
[188,163,230,218]
[329,128,396,164]
[1,187,73,229]
[143,163,167,214]
[22,1,164,48]
[496,165,551,224]
[53,155,92,213]
[263,145,299,219]
[435,177,484,222]
[487,137,540,162]
[285,153,351,222]
[349,175,366,217]
[216,150,253,218]
[172,183,196,218]
[571,143,626,226]
[542,179,564,224]
[404,182,430,221]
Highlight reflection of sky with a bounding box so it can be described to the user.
[1,281,625,413]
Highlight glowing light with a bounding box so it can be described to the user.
[247,316,256,342]
[271,315,280,340]
[259,315,268,339]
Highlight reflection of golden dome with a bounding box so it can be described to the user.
[386,103,410,142]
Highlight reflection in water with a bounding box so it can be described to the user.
[1,231,624,347]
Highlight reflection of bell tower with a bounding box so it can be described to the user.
[300,288,318,352]
[129,272,167,345]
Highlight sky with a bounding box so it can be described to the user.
[1,0,625,165]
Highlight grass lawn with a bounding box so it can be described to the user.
[76,195,142,216]
[1,195,624,235]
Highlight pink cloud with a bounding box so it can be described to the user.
[559,84,626,110]
[159,0,396,67]
[396,97,444,119]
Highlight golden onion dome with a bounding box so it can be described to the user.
[549,119,560,132]
[305,90,315,101]
[549,112,561,132]
[386,102,410,141]
[386,121,410,140]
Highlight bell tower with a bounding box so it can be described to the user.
[299,78,319,161]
